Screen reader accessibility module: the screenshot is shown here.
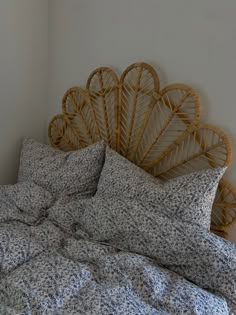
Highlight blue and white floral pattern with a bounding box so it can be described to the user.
[18,139,106,200]
[64,196,235,312]
[0,146,234,314]
[97,147,226,228]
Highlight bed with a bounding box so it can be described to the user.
[0,62,236,314]
[49,62,236,239]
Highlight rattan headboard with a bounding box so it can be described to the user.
[48,62,236,239]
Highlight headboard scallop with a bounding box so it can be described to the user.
[48,62,236,239]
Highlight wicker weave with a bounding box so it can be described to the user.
[48,62,236,239]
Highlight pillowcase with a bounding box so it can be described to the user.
[96,146,226,229]
[18,139,105,199]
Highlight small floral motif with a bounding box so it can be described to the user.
[0,141,234,314]
[18,138,106,199]
[97,147,226,229]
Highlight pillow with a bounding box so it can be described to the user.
[18,139,105,199]
[96,147,162,199]
[96,146,226,229]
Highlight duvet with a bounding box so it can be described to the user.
[0,182,235,314]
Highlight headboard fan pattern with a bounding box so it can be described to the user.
[49,62,236,239]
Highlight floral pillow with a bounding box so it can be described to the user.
[96,146,226,229]
[18,139,105,199]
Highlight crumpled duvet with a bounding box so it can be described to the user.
[0,183,235,314]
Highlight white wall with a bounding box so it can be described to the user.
[48,0,236,241]
[0,0,48,184]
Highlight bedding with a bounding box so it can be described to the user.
[96,147,226,229]
[0,143,234,314]
[59,196,236,309]
[17,139,105,200]
[0,182,234,314]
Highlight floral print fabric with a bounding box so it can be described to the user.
[64,196,235,312]
[96,147,226,229]
[0,145,234,314]
[18,139,106,199]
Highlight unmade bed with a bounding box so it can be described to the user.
[0,62,236,314]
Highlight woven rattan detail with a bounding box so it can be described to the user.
[49,62,236,239]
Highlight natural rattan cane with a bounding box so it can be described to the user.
[48,62,236,239]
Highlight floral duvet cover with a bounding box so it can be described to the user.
[0,182,235,314]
